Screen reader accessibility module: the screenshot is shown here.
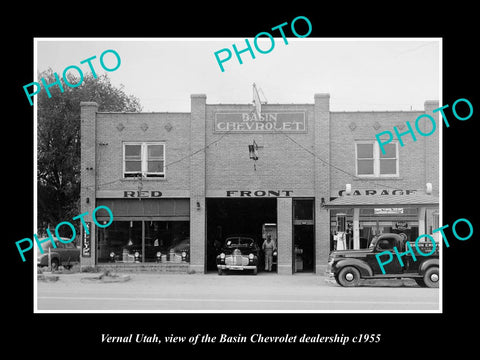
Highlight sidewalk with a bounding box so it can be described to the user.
[36,269,419,288]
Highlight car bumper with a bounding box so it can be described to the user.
[325,263,337,283]
[217,264,257,271]
[325,271,337,283]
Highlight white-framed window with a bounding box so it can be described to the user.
[123,142,165,178]
[355,141,398,177]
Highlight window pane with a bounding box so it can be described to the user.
[380,144,396,158]
[380,159,397,174]
[357,159,374,175]
[148,145,163,159]
[144,221,190,263]
[55,242,65,249]
[357,144,373,158]
[147,160,164,173]
[125,161,141,172]
[97,221,142,263]
[294,199,314,220]
[125,145,141,158]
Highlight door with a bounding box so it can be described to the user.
[293,225,314,272]
[366,237,403,275]
[61,242,80,263]
[293,198,315,273]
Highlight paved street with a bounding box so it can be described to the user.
[36,272,440,312]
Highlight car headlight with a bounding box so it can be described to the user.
[156,252,162,258]
[134,251,140,257]
[248,253,254,260]
[273,251,277,256]
[220,253,225,259]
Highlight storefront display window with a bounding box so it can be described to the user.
[97,220,189,263]
[330,207,419,249]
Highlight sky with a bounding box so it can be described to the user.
[35,38,440,112]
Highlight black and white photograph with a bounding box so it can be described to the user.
[7,6,478,355]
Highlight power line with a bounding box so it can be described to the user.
[273,128,412,191]
[86,126,236,190]
[86,115,417,192]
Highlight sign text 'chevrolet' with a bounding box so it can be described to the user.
[214,112,306,132]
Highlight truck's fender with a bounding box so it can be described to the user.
[334,258,373,277]
[418,258,439,275]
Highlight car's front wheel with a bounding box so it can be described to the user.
[252,267,258,275]
[423,267,439,288]
[218,268,223,275]
[336,266,361,287]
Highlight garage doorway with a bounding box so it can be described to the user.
[206,198,277,272]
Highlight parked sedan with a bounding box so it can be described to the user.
[123,237,190,262]
[37,238,80,270]
[216,236,260,275]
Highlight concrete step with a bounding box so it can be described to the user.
[96,262,190,273]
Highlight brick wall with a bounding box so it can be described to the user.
[423,101,440,195]
[204,103,315,193]
[329,110,432,196]
[314,94,331,272]
[95,112,191,193]
[277,197,293,274]
[189,94,207,273]
[80,102,98,268]
[82,94,439,274]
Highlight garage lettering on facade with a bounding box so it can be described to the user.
[338,189,418,196]
[226,190,293,197]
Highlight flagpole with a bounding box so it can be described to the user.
[252,83,261,119]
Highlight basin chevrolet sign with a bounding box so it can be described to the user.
[214,112,306,132]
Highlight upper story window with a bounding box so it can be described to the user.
[355,141,398,177]
[124,142,165,178]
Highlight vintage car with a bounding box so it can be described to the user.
[120,237,190,263]
[37,237,80,270]
[326,233,439,288]
[216,236,260,275]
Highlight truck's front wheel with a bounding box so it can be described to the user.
[337,266,361,287]
[423,267,439,288]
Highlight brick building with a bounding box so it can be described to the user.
[79,93,439,274]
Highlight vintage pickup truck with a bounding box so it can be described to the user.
[326,233,439,288]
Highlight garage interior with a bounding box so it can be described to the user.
[206,198,277,272]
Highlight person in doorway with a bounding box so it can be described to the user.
[262,235,276,271]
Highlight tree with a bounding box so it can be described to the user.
[37,68,142,234]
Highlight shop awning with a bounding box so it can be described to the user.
[95,198,190,220]
[324,194,439,209]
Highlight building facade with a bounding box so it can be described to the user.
[79,94,439,274]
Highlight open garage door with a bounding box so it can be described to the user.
[206,198,277,272]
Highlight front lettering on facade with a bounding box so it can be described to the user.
[123,190,163,198]
[226,190,293,197]
[338,189,417,196]
[214,112,306,133]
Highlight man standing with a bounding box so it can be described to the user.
[262,235,276,271]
